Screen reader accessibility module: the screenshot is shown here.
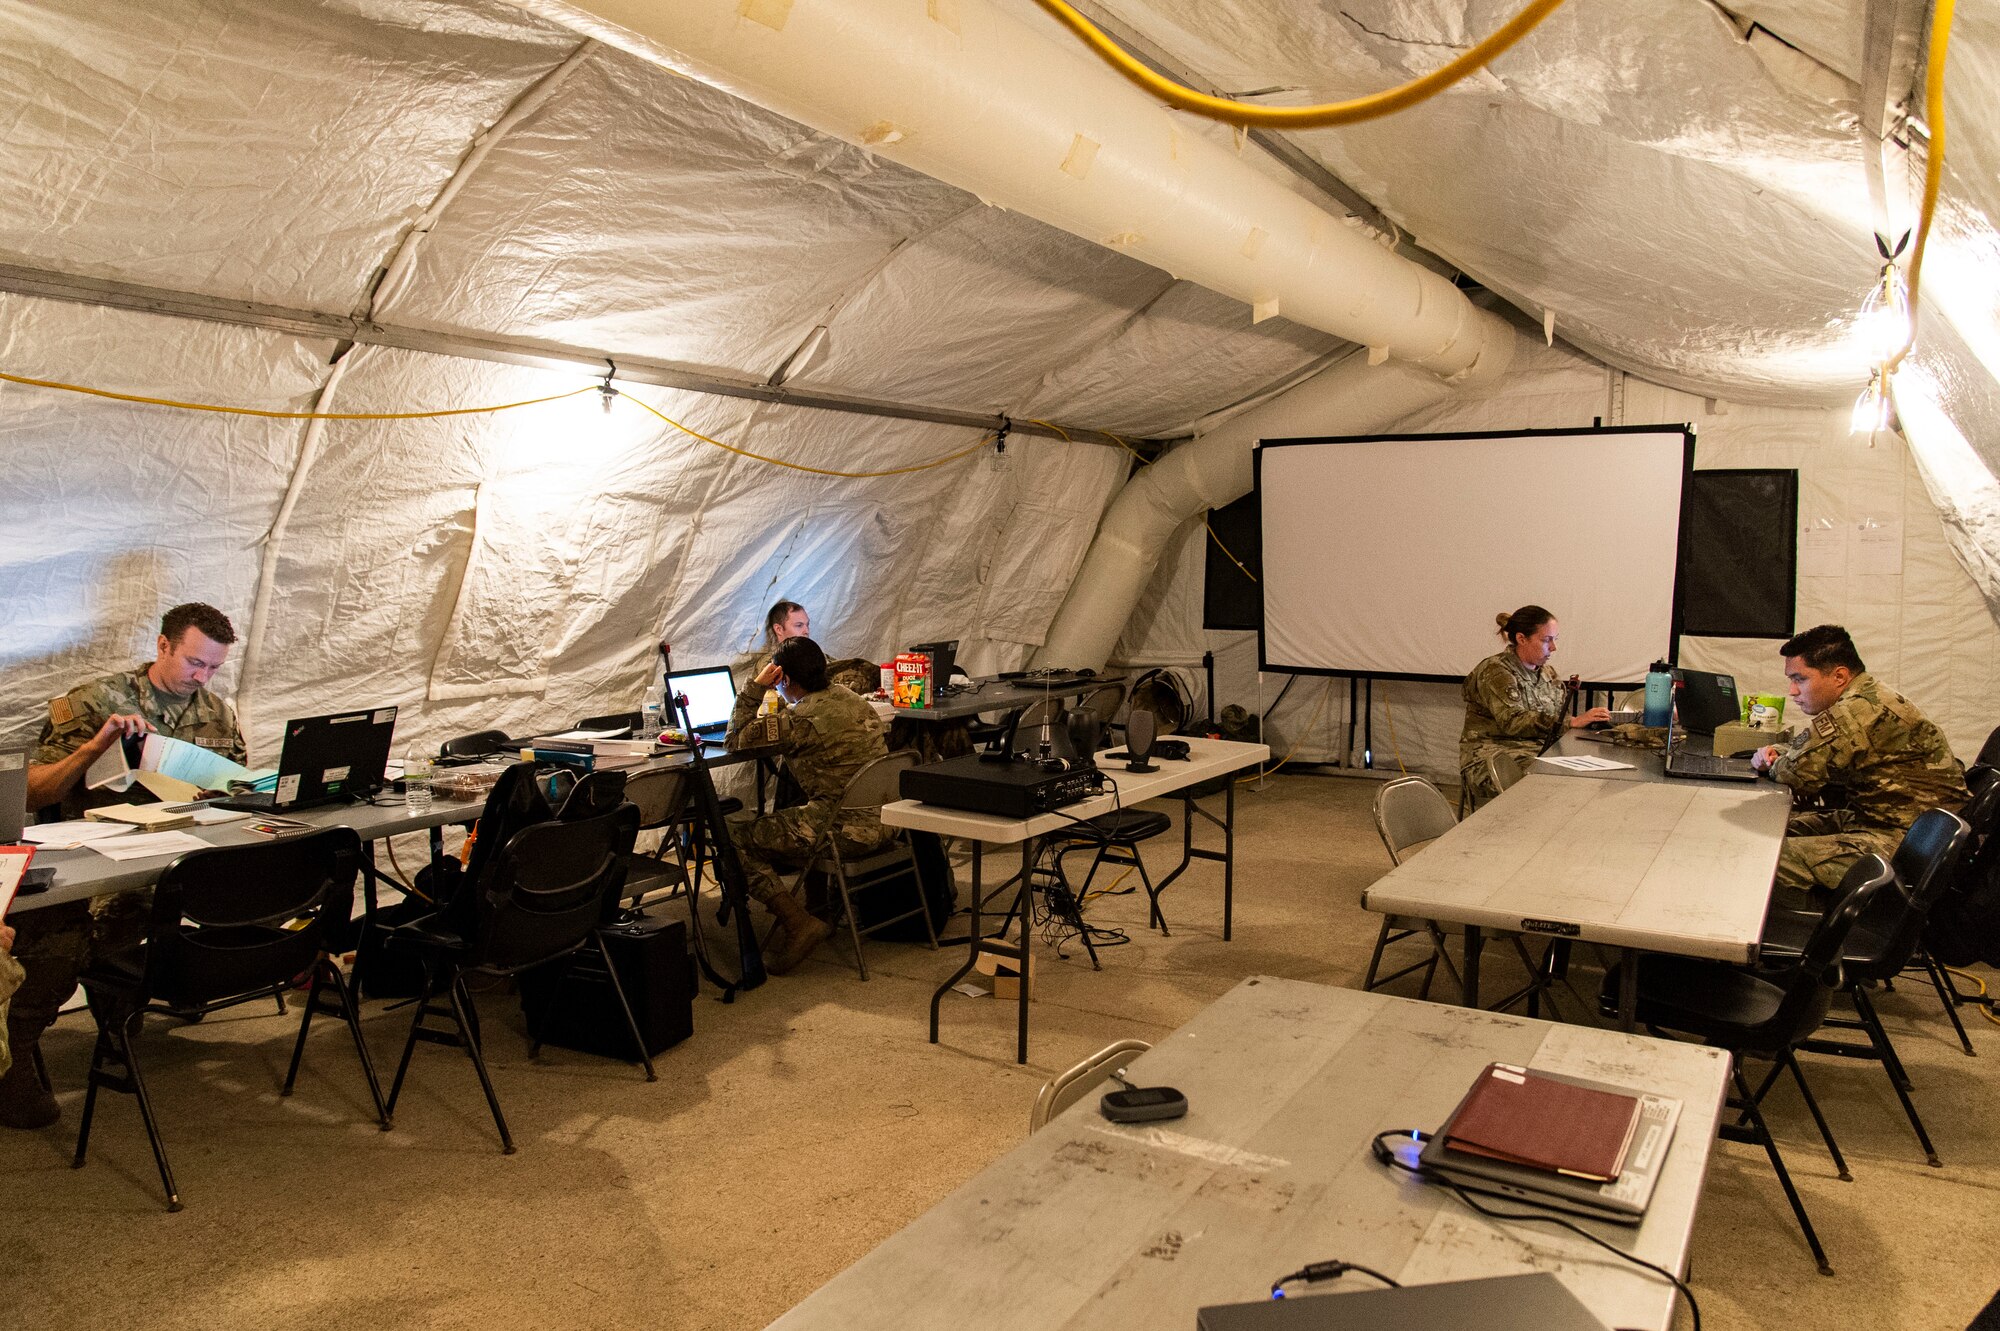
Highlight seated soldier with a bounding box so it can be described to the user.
[1750,624,1968,898]
[2,602,245,1130]
[725,635,894,974]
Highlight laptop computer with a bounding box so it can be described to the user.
[216,707,399,812]
[1418,1069,1682,1225]
[0,749,26,843]
[666,666,737,739]
[910,640,959,691]
[1662,717,1759,782]
[1198,1273,1612,1330]
[1671,667,1741,734]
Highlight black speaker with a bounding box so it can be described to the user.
[518,915,695,1059]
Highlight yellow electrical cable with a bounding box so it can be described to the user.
[620,391,993,478]
[1028,0,1569,129]
[1884,0,1953,375]
[1203,519,1258,583]
[0,368,596,419]
[1942,965,2000,1028]
[1240,676,1336,783]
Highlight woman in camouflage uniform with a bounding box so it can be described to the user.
[1459,605,1611,803]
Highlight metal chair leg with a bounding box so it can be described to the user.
[448,977,514,1155]
[1736,1065,1832,1276]
[324,962,391,1129]
[282,960,326,1096]
[1922,955,1977,1056]
[1780,1051,1851,1182]
[594,930,658,1082]
[119,1020,182,1212]
[1852,984,1941,1166]
[386,965,441,1115]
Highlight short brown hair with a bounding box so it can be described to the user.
[160,602,237,646]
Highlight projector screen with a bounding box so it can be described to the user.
[1257,426,1691,687]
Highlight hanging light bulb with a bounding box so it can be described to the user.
[599,358,620,414]
[1850,371,1892,435]
[1858,262,1911,363]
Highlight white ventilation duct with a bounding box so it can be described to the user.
[516,0,1518,658]
[1031,350,1489,668]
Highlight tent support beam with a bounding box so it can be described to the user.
[0,261,1129,446]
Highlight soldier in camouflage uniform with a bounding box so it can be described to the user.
[1459,606,1610,804]
[2,603,245,1130]
[0,926,22,1081]
[726,635,892,974]
[1751,625,1968,897]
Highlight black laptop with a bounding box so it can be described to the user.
[217,707,399,812]
[1671,667,1742,735]
[910,640,959,690]
[1662,715,1759,783]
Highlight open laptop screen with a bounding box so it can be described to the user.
[668,667,738,734]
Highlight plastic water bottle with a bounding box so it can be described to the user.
[404,746,434,814]
[642,676,665,737]
[1642,661,1674,728]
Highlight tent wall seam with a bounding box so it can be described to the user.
[368,39,600,318]
[236,346,357,738]
[0,265,1130,445]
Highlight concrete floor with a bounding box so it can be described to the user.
[3,772,1998,1329]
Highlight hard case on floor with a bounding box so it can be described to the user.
[518,914,695,1058]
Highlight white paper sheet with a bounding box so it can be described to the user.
[86,740,135,792]
[89,830,212,861]
[22,820,137,849]
[1540,754,1637,772]
[140,733,271,792]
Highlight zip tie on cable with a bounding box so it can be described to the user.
[0,369,597,419]
[1029,0,1569,129]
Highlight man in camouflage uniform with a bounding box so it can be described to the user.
[1751,624,1968,898]
[2,603,245,1129]
[726,635,893,974]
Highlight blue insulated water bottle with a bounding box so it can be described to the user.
[1643,661,1673,728]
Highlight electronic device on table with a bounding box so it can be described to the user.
[1197,1273,1611,1330]
[1670,666,1742,734]
[909,639,965,693]
[0,748,26,842]
[215,707,398,812]
[902,752,1104,818]
[666,666,737,738]
[1416,1064,1681,1224]
[1661,715,1758,783]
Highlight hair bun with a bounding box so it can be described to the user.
[1495,612,1511,630]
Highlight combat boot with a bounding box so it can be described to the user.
[0,1024,59,1130]
[763,893,831,976]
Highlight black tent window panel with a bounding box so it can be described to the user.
[1677,468,1798,639]
[1203,491,1261,631]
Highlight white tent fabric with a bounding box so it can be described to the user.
[1120,337,2000,774]
[3,0,1998,774]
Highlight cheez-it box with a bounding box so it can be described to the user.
[892,652,932,709]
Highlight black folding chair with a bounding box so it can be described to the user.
[1761,808,1972,1165]
[1600,854,1898,1276]
[72,827,389,1210]
[385,801,653,1154]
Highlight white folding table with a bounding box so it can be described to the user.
[882,737,1268,1063]
[769,977,1727,1331]
[1365,772,1792,1027]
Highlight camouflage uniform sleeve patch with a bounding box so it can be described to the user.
[48,695,75,727]
[1812,711,1838,741]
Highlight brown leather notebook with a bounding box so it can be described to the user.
[1439,1063,1643,1181]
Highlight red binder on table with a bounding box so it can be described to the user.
[1440,1062,1643,1181]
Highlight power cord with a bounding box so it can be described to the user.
[1269,1259,1399,1298]
[1370,1129,1701,1331]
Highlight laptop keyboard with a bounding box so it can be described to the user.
[1666,750,1748,777]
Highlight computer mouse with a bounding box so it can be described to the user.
[1585,720,1611,730]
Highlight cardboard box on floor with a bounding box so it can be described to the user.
[974,949,1036,1000]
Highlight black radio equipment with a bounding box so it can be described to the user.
[901,752,1104,818]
